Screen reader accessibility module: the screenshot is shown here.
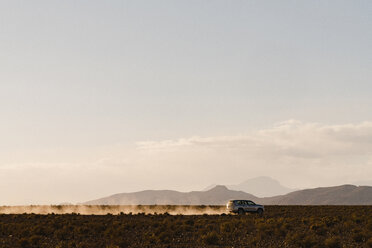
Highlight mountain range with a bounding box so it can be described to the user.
[84,184,372,205]
[84,185,258,205]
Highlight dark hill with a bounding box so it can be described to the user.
[84,185,258,205]
[262,184,372,205]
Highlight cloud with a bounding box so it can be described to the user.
[134,120,372,187]
[137,120,372,158]
[2,120,372,204]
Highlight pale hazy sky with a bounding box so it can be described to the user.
[0,0,371,204]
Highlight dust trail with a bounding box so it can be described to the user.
[0,205,227,215]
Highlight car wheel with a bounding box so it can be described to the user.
[238,208,245,215]
[257,208,263,215]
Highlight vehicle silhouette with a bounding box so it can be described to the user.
[226,200,264,215]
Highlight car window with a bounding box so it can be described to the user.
[247,201,255,205]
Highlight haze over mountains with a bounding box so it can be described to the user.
[204,177,295,197]
[84,178,372,205]
[352,180,372,187]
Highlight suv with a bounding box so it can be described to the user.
[226,200,264,215]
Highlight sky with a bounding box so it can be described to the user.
[0,0,371,204]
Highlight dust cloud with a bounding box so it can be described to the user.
[0,205,227,215]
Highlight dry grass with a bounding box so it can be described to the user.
[1,206,372,247]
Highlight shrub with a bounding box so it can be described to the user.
[29,235,42,246]
[220,222,232,233]
[19,238,31,248]
[310,223,327,236]
[301,235,318,248]
[352,230,367,243]
[185,219,194,226]
[325,236,341,248]
[366,238,372,248]
[114,238,129,248]
[202,231,219,245]
[158,231,171,243]
[285,232,302,246]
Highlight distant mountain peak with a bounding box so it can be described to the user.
[225,176,294,197]
[208,185,229,191]
[203,177,295,197]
